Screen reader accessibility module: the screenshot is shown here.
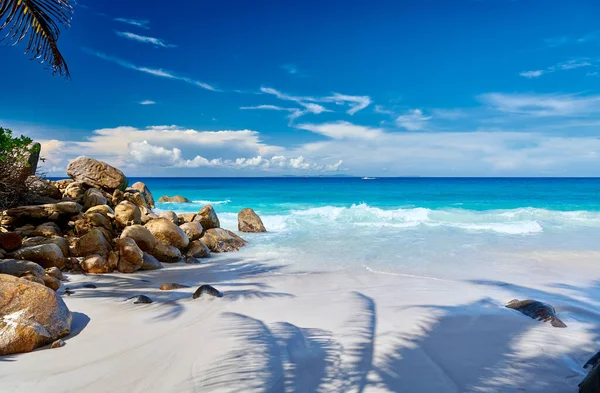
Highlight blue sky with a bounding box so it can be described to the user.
[2,0,600,176]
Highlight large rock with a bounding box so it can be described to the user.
[80,254,113,274]
[11,244,66,269]
[197,204,220,230]
[159,211,179,225]
[238,208,267,233]
[23,142,41,176]
[22,236,70,258]
[179,222,203,241]
[0,259,46,278]
[0,274,71,355]
[124,192,148,212]
[83,188,108,211]
[140,253,163,270]
[63,181,87,202]
[200,228,246,253]
[178,213,196,224]
[32,222,62,237]
[66,156,128,192]
[77,228,111,257]
[158,195,191,203]
[5,202,82,220]
[25,176,62,200]
[120,225,158,252]
[116,238,143,273]
[0,232,22,251]
[114,201,141,228]
[130,182,155,208]
[86,205,115,216]
[186,240,210,258]
[74,211,113,237]
[151,243,182,263]
[145,218,189,249]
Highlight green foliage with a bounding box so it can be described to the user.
[0,127,37,164]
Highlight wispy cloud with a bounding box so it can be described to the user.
[519,59,593,78]
[84,49,217,91]
[296,121,384,140]
[395,109,432,131]
[114,18,149,29]
[115,31,176,48]
[544,31,600,48]
[479,92,600,117]
[281,64,299,75]
[241,102,330,122]
[139,100,156,105]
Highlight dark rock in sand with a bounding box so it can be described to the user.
[238,208,267,233]
[505,299,566,327]
[50,339,66,349]
[159,283,190,290]
[128,295,153,304]
[580,359,600,393]
[140,252,163,270]
[185,255,201,264]
[42,275,61,291]
[186,240,210,259]
[192,284,223,299]
[83,284,97,289]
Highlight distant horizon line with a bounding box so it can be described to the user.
[46,176,600,179]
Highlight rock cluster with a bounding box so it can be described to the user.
[0,155,270,356]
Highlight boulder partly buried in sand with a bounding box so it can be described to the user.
[505,299,566,327]
[200,228,246,253]
[0,274,72,355]
[81,254,113,274]
[159,283,190,290]
[192,284,223,299]
[186,240,210,259]
[151,243,182,263]
[140,253,163,271]
[238,208,267,233]
[66,156,128,192]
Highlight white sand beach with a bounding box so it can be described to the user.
[2,250,599,393]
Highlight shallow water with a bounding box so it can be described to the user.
[135,177,600,278]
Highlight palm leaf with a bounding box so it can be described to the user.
[0,0,74,77]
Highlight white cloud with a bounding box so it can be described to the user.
[395,109,431,130]
[479,92,600,117]
[115,31,176,48]
[325,93,372,115]
[140,100,156,105]
[520,59,593,78]
[296,121,383,140]
[114,18,149,29]
[129,141,182,165]
[85,50,217,91]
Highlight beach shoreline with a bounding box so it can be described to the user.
[1,251,598,392]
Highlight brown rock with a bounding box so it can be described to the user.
[25,176,62,199]
[63,181,87,202]
[0,259,46,278]
[159,211,179,225]
[112,189,124,206]
[45,267,63,280]
[107,251,119,271]
[238,208,267,233]
[81,254,113,274]
[77,228,111,257]
[130,182,155,208]
[116,238,143,273]
[197,204,220,230]
[120,225,158,252]
[150,243,182,263]
[66,156,128,192]
[179,222,203,241]
[159,283,190,290]
[186,240,211,258]
[22,236,69,257]
[86,205,115,216]
[4,202,82,221]
[0,274,71,355]
[178,213,196,224]
[200,228,246,253]
[140,253,163,270]
[32,222,62,237]
[42,275,61,291]
[11,244,66,269]
[22,274,45,286]
[124,192,148,212]
[83,188,108,211]
[0,232,22,251]
[114,201,141,228]
[50,339,66,349]
[185,255,200,264]
[158,195,191,203]
[53,179,72,194]
[145,218,189,249]
[141,212,159,225]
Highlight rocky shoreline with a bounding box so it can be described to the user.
[0,155,266,356]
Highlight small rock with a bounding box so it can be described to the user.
[159,283,190,290]
[83,188,108,211]
[186,240,211,259]
[179,222,203,241]
[157,195,191,203]
[140,253,163,270]
[128,295,153,304]
[192,285,223,299]
[42,275,61,291]
[81,254,113,274]
[150,243,182,263]
[185,255,200,264]
[64,288,75,296]
[32,222,62,237]
[82,284,97,289]
[45,267,63,280]
[0,232,23,251]
[50,339,66,349]
[505,299,566,327]
[177,213,196,224]
[197,204,220,230]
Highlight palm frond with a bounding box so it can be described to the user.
[0,0,74,77]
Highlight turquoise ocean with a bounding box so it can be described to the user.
[133,177,600,279]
